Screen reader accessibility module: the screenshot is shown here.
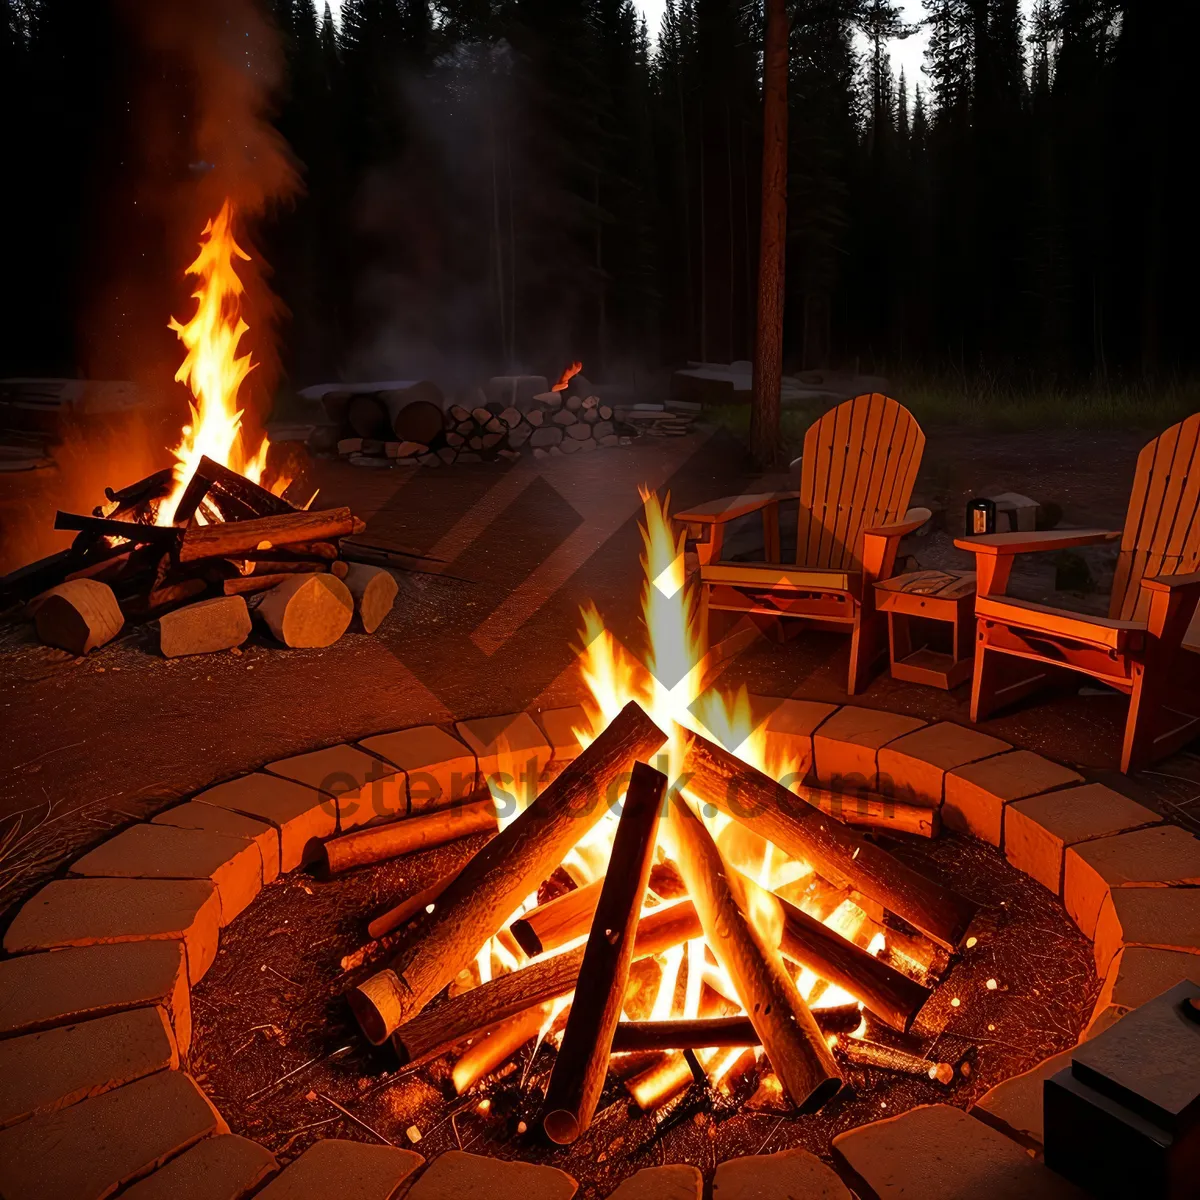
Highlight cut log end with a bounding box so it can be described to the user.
[34,579,124,654]
[348,970,408,1046]
[257,573,354,648]
[158,595,251,657]
[342,563,399,633]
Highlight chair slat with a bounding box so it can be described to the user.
[815,396,857,568]
[837,394,891,570]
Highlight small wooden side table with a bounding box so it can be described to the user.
[874,570,977,689]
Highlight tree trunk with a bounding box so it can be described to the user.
[750,0,789,468]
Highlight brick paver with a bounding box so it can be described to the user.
[606,1165,702,1199]
[153,801,282,884]
[1091,886,1200,975]
[877,722,1010,806]
[359,725,478,813]
[256,1139,423,1199]
[456,713,554,806]
[405,1149,577,1199]
[713,1148,852,1198]
[267,744,406,831]
[120,1133,278,1200]
[811,706,926,791]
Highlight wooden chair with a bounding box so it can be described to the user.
[676,393,929,694]
[956,412,1200,773]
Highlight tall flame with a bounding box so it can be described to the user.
[157,200,274,524]
[551,361,583,393]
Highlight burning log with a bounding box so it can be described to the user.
[54,511,178,547]
[668,796,842,1111]
[245,541,338,562]
[835,1035,954,1084]
[257,574,354,648]
[342,563,398,633]
[178,507,357,563]
[625,1052,700,1111]
[796,784,939,839]
[452,1005,550,1095]
[34,579,124,654]
[683,730,976,951]
[104,467,177,512]
[612,1016,758,1052]
[350,701,667,1044]
[543,762,667,1144]
[509,879,604,957]
[323,797,499,876]
[368,870,461,941]
[172,455,295,525]
[389,900,703,1066]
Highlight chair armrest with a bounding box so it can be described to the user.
[1143,570,1200,593]
[1141,571,1200,641]
[953,529,1120,555]
[675,491,799,525]
[864,508,933,539]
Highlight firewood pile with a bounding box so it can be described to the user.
[308,373,696,469]
[339,704,975,1141]
[0,454,428,658]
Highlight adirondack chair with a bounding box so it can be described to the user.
[676,393,929,694]
[956,412,1200,773]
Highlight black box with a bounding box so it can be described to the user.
[1044,981,1200,1199]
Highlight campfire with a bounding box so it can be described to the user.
[336,490,975,1141]
[3,202,400,654]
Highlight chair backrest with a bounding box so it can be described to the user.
[1110,412,1200,622]
[794,393,925,570]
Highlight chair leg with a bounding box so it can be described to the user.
[971,643,1056,722]
[1121,662,1163,774]
[848,611,887,695]
[970,643,1001,722]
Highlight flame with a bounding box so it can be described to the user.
[551,361,583,393]
[157,200,279,524]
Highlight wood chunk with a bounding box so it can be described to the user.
[387,440,427,458]
[3,878,221,984]
[158,595,251,657]
[405,1150,577,1200]
[1064,824,1200,939]
[0,940,191,1051]
[0,1070,227,1200]
[833,1103,1085,1199]
[1004,784,1161,895]
[193,774,335,872]
[267,743,406,830]
[943,751,1087,847]
[120,1133,278,1200]
[0,1006,178,1129]
[152,801,281,884]
[358,725,478,813]
[342,563,398,633]
[257,573,353,648]
[812,706,926,792]
[179,507,355,563]
[35,579,123,654]
[713,1149,852,1199]
[69,824,262,926]
[876,722,1010,807]
[256,1139,423,1199]
[607,1166,701,1199]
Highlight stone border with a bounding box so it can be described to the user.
[1,701,1198,1198]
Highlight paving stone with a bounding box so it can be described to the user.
[713,1148,852,1199]
[0,940,191,1051]
[811,706,926,792]
[121,1133,278,1200]
[359,725,478,813]
[1082,1003,1126,1040]
[3,878,221,984]
[194,773,336,872]
[267,743,406,831]
[1092,945,1200,1022]
[534,704,592,763]
[456,712,554,807]
[0,1006,177,1128]
[1064,824,1200,939]
[606,1164,701,1199]
[257,1139,423,1199]
[876,722,1010,806]
[1091,885,1200,976]
[943,751,1085,846]
[753,696,840,788]
[1003,784,1161,894]
[153,801,282,884]
[832,1103,1086,1199]
[971,1045,1076,1150]
[406,1150,577,1199]
[69,823,262,926]
[0,1069,227,1200]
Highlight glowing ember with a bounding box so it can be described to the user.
[157,200,282,524]
[551,361,583,393]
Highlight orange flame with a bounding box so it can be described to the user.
[551,361,583,392]
[157,200,276,523]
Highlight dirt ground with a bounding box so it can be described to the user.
[2,423,1198,921]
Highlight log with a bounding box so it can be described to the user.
[836,1035,954,1084]
[368,870,461,941]
[105,466,176,508]
[347,394,392,439]
[452,1004,548,1095]
[682,730,976,951]
[245,541,338,562]
[323,797,499,876]
[224,572,310,596]
[257,573,354,648]
[141,578,208,612]
[54,511,178,547]
[668,796,842,1111]
[172,454,295,525]
[350,700,667,1044]
[178,507,356,563]
[342,563,398,633]
[612,1016,759,1053]
[158,595,252,657]
[238,559,329,576]
[796,784,939,838]
[625,1052,700,1111]
[331,560,349,580]
[34,579,124,654]
[509,879,604,957]
[389,899,703,1066]
[543,761,667,1144]
[1,549,80,607]
[389,395,445,445]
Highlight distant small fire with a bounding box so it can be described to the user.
[551,361,583,393]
